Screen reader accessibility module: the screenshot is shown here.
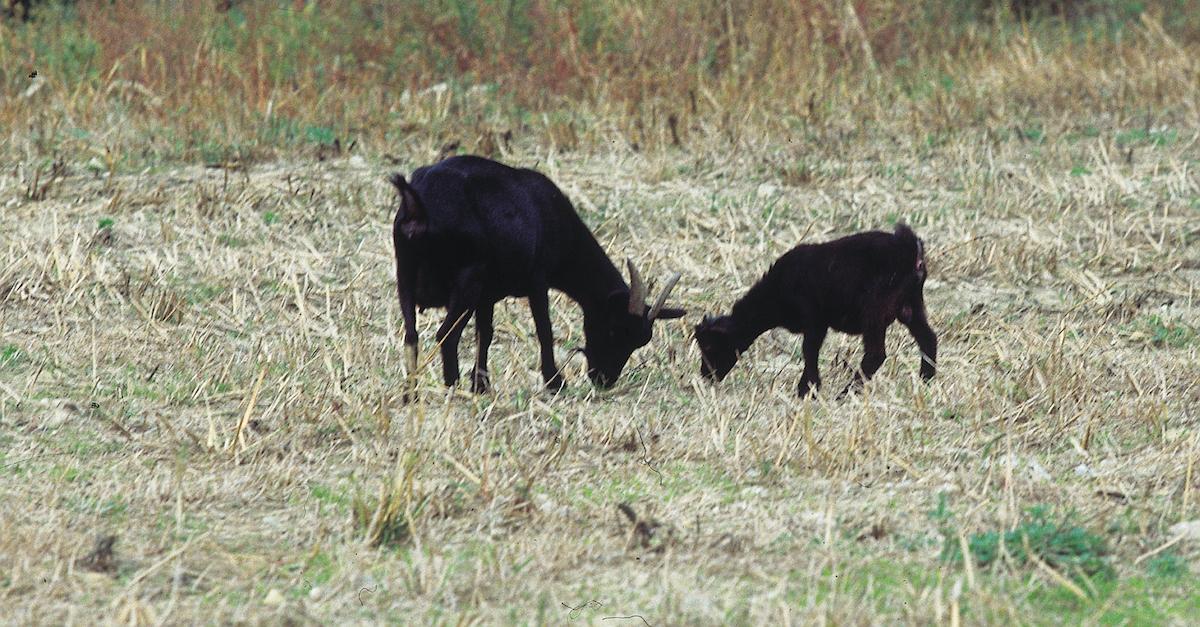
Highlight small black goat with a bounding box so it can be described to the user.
[390,155,685,397]
[694,224,937,397]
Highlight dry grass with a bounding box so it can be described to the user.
[2,2,1200,626]
[2,123,1198,624]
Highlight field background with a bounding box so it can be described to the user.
[2,0,1199,624]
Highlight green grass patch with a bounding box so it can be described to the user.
[782,554,1199,623]
[303,125,336,145]
[1026,572,1200,623]
[942,505,1112,580]
[288,549,338,599]
[309,482,349,509]
[1146,551,1188,579]
[1145,315,1196,348]
[1124,315,1197,348]
[1016,124,1045,143]
[0,344,26,370]
[217,234,247,248]
[1116,127,1177,147]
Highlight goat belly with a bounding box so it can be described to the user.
[830,322,865,335]
[413,267,451,308]
[828,313,865,335]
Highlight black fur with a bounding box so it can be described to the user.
[694,224,937,397]
[390,155,685,398]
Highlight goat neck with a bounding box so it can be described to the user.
[726,275,783,352]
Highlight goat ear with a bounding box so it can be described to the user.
[388,172,409,192]
[390,173,428,239]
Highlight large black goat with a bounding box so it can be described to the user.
[390,155,685,397]
[694,224,937,397]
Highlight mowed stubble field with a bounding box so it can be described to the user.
[1,114,1198,624]
[2,4,1200,623]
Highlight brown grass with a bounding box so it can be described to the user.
[1,2,1199,625]
[1,2,1197,163]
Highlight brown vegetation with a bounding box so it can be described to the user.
[0,1,1198,624]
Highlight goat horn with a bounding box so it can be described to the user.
[626,258,646,315]
[648,272,681,320]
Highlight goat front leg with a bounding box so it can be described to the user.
[842,324,887,397]
[437,268,483,388]
[470,301,495,393]
[798,326,827,398]
[528,288,565,392]
[902,303,937,381]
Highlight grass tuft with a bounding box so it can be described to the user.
[944,506,1113,580]
[351,452,428,550]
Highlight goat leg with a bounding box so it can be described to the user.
[402,345,419,403]
[528,288,565,392]
[842,325,887,397]
[396,256,420,404]
[902,301,938,381]
[437,268,484,387]
[797,326,827,397]
[470,302,495,393]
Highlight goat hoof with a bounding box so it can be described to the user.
[400,388,418,404]
[544,374,566,394]
[797,381,819,398]
[470,368,491,393]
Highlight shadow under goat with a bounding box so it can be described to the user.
[694,224,937,397]
[390,155,685,399]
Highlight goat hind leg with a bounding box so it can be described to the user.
[396,257,420,403]
[470,302,495,393]
[436,269,484,387]
[903,304,938,381]
[436,306,473,387]
[841,325,887,397]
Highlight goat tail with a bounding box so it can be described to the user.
[893,222,927,273]
[892,221,917,243]
[389,172,429,239]
[893,221,921,251]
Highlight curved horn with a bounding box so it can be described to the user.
[648,272,681,320]
[626,258,646,315]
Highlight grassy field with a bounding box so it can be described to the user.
[2,1,1200,625]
